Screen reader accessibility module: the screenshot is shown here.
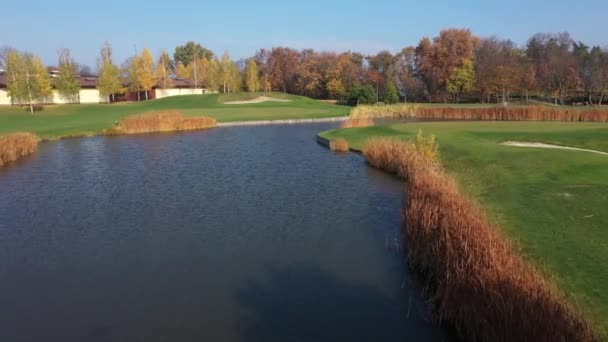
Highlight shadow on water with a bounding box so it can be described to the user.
[237,262,440,342]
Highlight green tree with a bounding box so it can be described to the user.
[383,81,399,104]
[347,83,377,106]
[56,48,80,103]
[137,48,155,100]
[155,50,173,89]
[6,51,52,113]
[174,41,214,67]
[97,42,122,103]
[446,59,475,102]
[245,58,259,92]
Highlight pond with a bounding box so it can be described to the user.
[0,123,446,341]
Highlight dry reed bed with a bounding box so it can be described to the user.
[329,138,349,152]
[362,138,598,342]
[339,117,375,128]
[109,111,217,135]
[0,132,40,167]
[351,104,608,122]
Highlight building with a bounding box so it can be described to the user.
[0,68,213,106]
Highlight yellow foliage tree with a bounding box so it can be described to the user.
[155,50,173,89]
[245,59,259,92]
[137,48,155,100]
[175,61,189,79]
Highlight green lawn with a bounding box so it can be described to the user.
[320,121,608,337]
[0,92,349,139]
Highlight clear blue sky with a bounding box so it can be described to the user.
[2,0,606,68]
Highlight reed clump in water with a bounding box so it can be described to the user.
[0,132,40,167]
[351,104,608,122]
[339,117,375,128]
[109,111,217,134]
[361,138,598,342]
[329,138,349,152]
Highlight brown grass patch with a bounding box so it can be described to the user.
[110,111,217,135]
[362,138,599,341]
[340,117,374,128]
[0,132,40,168]
[329,138,350,152]
[351,104,608,122]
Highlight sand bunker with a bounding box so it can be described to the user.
[223,96,292,105]
[502,141,608,156]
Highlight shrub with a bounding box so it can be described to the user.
[0,132,40,167]
[108,111,217,135]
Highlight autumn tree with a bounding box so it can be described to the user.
[446,58,475,102]
[227,62,242,92]
[267,47,299,93]
[174,41,214,67]
[416,29,479,101]
[97,42,122,103]
[155,50,173,89]
[327,79,346,100]
[394,47,425,102]
[55,48,80,103]
[5,51,52,112]
[175,61,189,79]
[137,48,155,100]
[527,33,578,105]
[245,58,259,92]
[187,56,209,89]
[474,38,519,103]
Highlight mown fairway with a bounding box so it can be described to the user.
[0,93,349,139]
[320,121,608,337]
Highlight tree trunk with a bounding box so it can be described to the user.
[145,91,148,100]
[137,91,140,101]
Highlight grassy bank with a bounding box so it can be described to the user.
[0,92,349,139]
[320,121,608,338]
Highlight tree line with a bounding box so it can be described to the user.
[1,28,607,112]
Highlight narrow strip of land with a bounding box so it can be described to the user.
[218,117,347,127]
[502,141,608,156]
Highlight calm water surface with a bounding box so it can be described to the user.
[0,123,446,341]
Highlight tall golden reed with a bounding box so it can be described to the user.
[0,132,40,167]
[109,111,217,135]
[351,104,608,122]
[361,138,598,342]
[339,117,375,128]
[329,138,349,152]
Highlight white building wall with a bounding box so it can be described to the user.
[79,89,104,104]
[154,88,208,99]
[51,90,70,104]
[0,89,10,105]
